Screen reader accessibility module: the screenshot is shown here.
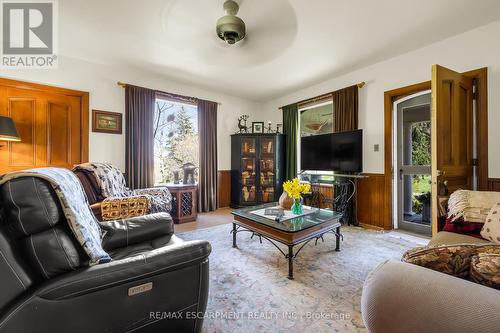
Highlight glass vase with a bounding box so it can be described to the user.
[291,197,303,215]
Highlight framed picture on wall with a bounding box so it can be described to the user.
[92,110,122,134]
[252,122,264,134]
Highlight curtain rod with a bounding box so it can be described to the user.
[117,81,222,106]
[278,81,365,110]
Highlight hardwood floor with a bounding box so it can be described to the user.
[174,207,233,233]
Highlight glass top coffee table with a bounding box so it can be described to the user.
[231,203,343,279]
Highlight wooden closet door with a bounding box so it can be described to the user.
[0,80,88,173]
[0,86,45,172]
[46,92,83,168]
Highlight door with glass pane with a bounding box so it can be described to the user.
[259,137,276,203]
[396,92,432,236]
[240,137,257,204]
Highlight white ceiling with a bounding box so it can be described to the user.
[60,0,500,101]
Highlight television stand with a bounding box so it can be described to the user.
[302,173,367,226]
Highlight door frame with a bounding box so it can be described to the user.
[384,82,431,230]
[392,89,431,233]
[382,67,488,230]
[463,68,488,191]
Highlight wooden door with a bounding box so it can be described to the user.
[0,78,89,173]
[431,65,473,235]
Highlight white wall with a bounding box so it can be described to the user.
[263,19,500,178]
[0,56,262,171]
[3,19,500,177]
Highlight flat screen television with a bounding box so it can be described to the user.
[300,129,363,172]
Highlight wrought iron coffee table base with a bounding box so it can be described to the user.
[231,223,343,280]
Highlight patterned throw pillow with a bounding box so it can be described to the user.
[402,244,500,279]
[470,254,500,289]
[403,245,476,278]
[481,203,500,243]
[101,195,150,221]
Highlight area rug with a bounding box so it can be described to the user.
[178,224,424,333]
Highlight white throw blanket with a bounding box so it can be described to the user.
[448,190,500,223]
[0,168,111,265]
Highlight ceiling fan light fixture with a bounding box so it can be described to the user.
[216,0,246,45]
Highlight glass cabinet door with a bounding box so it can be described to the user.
[240,138,257,204]
[259,137,275,203]
[260,137,274,155]
[241,138,256,156]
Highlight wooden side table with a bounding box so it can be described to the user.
[166,183,198,224]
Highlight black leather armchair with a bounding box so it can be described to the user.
[0,176,211,333]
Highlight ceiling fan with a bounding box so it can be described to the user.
[216,0,246,45]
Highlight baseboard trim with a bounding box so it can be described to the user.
[359,222,385,231]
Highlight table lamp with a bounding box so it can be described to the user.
[0,116,21,145]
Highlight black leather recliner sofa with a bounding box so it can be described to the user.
[0,176,211,332]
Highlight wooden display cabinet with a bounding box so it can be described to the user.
[230,134,285,208]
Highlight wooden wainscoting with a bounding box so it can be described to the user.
[217,170,231,208]
[308,184,334,209]
[488,178,500,191]
[357,173,389,230]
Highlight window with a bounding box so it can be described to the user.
[299,101,334,137]
[409,120,431,218]
[153,98,198,185]
[410,121,431,166]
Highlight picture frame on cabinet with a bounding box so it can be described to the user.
[252,122,264,134]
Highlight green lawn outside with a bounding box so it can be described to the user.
[413,175,431,194]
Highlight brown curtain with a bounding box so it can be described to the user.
[332,85,359,226]
[125,85,156,189]
[333,85,358,131]
[197,99,218,212]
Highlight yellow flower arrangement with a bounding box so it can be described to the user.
[283,178,311,199]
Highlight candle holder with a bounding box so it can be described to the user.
[266,122,274,133]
